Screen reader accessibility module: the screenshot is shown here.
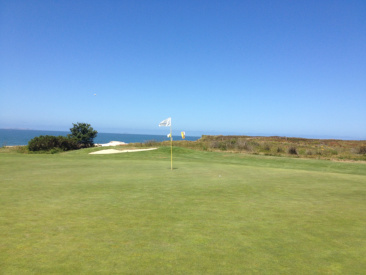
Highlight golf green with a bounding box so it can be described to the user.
[1,147,365,274]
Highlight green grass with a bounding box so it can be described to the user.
[1,147,366,274]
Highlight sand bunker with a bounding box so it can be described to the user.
[95,141,128,147]
[90,148,157,155]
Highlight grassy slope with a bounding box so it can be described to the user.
[168,135,366,161]
[1,147,365,274]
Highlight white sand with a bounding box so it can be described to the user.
[89,148,158,155]
[95,141,128,147]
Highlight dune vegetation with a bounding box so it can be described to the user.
[137,135,366,162]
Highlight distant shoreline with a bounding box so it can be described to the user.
[0,128,364,141]
[0,129,200,146]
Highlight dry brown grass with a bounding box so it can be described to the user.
[132,135,366,161]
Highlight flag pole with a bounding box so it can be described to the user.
[158,117,173,170]
[170,123,173,170]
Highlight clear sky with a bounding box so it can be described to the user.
[1,0,365,139]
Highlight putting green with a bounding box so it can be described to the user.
[1,147,365,274]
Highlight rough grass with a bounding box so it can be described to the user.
[1,147,366,274]
[145,135,366,161]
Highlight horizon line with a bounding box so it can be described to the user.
[1,127,364,141]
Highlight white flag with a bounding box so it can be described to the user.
[159,117,171,127]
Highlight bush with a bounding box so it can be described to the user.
[236,140,259,152]
[358,146,366,154]
[306,150,313,155]
[57,136,79,151]
[288,147,298,155]
[28,135,78,152]
[142,140,160,147]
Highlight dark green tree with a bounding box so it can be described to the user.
[68,122,98,148]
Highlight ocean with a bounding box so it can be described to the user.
[0,129,200,146]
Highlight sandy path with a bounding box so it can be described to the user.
[89,148,158,155]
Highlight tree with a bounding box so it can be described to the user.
[69,122,98,148]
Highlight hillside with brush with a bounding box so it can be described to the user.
[137,135,366,161]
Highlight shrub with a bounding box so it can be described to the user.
[358,146,366,154]
[236,139,247,150]
[288,147,298,155]
[209,141,220,149]
[57,136,79,151]
[28,135,56,151]
[219,142,228,150]
[144,140,160,147]
[28,135,78,152]
[236,140,258,152]
[263,144,271,151]
[306,150,313,155]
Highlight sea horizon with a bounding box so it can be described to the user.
[0,129,200,146]
[1,128,365,147]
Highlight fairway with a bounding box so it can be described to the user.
[1,147,365,274]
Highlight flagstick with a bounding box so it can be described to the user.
[170,123,173,170]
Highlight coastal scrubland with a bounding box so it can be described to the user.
[3,135,366,162]
[1,144,365,274]
[136,135,366,162]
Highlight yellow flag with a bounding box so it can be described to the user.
[181,131,185,139]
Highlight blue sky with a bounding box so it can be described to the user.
[1,0,365,139]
